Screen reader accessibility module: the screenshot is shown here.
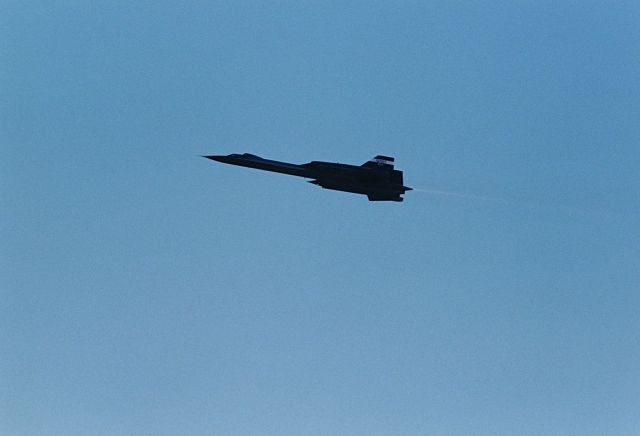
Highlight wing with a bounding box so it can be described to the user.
[367,193,403,202]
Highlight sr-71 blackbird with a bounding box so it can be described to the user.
[203,153,412,202]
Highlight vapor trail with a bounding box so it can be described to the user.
[412,187,551,211]
[412,188,500,203]
[412,187,627,219]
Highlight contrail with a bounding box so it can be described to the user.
[412,188,503,203]
[412,186,628,219]
[412,186,567,211]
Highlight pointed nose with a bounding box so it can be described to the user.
[203,155,230,163]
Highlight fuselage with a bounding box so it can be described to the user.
[204,153,411,201]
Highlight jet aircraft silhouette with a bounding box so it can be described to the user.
[204,153,412,201]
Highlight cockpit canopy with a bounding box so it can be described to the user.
[229,153,260,159]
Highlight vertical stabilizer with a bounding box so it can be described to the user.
[361,155,395,169]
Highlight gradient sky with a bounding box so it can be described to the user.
[3,1,640,435]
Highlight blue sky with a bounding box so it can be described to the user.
[3,1,639,435]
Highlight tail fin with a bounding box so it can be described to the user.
[361,155,395,169]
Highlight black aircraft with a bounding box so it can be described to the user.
[203,153,412,202]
